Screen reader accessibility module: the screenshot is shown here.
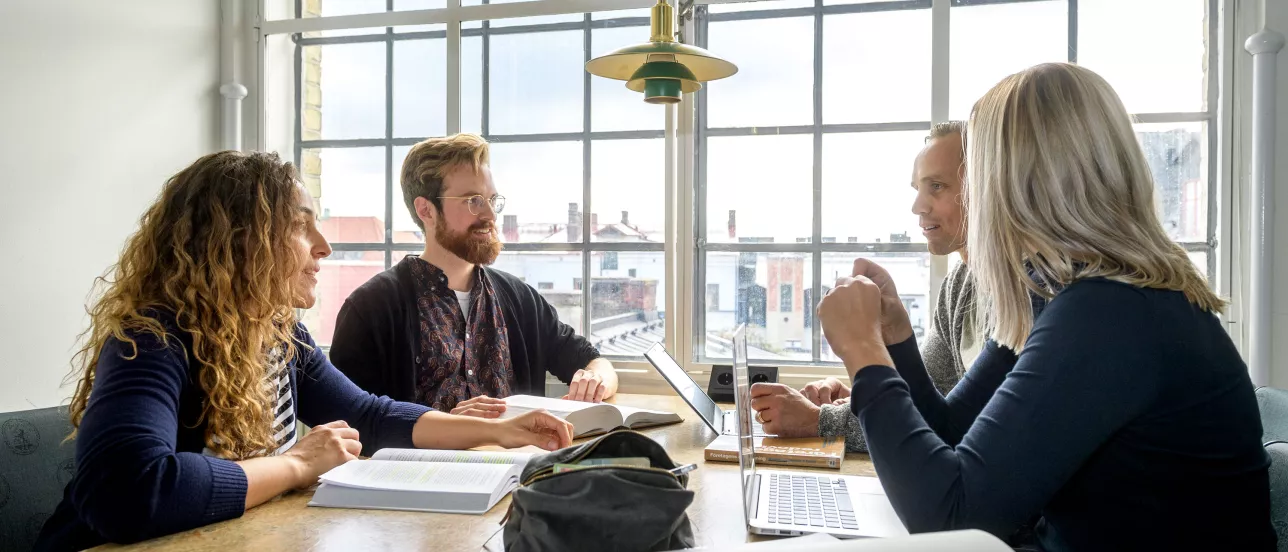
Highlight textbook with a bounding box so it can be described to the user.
[704,434,845,469]
[308,448,533,514]
[500,395,683,438]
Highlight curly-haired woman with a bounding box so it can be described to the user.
[35,151,573,551]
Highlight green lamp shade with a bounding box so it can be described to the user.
[626,60,702,104]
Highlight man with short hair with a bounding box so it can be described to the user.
[330,133,617,417]
[750,122,979,449]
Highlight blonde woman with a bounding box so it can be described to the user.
[35,152,573,551]
[817,63,1275,551]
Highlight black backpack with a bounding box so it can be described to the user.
[503,430,696,552]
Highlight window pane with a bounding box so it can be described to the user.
[393,0,448,33]
[462,36,483,135]
[1078,0,1206,113]
[492,141,583,243]
[301,256,387,347]
[825,0,911,4]
[392,145,428,244]
[592,139,664,243]
[491,252,584,334]
[393,39,447,138]
[1137,122,1207,243]
[950,0,1067,119]
[306,147,388,243]
[706,135,813,243]
[590,252,666,357]
[307,42,387,140]
[592,26,667,132]
[304,0,386,38]
[820,252,930,362]
[1187,251,1210,282]
[707,17,814,128]
[704,252,813,361]
[822,131,928,244]
[488,30,583,134]
[823,9,930,125]
[592,7,650,20]
[710,0,814,12]
[465,0,582,27]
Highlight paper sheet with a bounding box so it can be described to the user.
[319,460,510,493]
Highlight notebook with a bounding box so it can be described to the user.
[499,394,683,438]
[704,434,845,469]
[308,448,533,514]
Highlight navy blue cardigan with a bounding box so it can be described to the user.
[851,278,1276,551]
[34,315,432,551]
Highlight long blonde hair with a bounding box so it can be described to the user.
[966,63,1223,351]
[67,151,305,459]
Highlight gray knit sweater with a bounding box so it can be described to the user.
[818,260,978,452]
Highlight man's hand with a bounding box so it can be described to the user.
[801,377,851,406]
[562,369,606,403]
[749,383,822,438]
[450,396,507,418]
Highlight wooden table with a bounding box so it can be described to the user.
[98,394,875,552]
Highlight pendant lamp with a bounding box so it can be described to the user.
[584,0,738,104]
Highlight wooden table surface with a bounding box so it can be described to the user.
[97,394,876,552]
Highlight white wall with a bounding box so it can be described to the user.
[0,1,220,411]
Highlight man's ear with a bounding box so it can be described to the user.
[414,197,435,229]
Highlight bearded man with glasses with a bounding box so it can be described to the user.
[330,133,617,417]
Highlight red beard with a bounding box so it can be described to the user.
[435,216,502,265]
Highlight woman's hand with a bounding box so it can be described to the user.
[282,420,362,487]
[818,274,896,379]
[493,410,574,451]
[850,258,914,345]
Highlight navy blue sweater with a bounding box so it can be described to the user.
[851,279,1276,551]
[34,316,432,551]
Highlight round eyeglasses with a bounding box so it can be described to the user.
[437,194,506,216]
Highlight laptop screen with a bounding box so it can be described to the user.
[643,343,725,434]
[730,324,758,524]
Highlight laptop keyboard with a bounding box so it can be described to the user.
[765,473,859,531]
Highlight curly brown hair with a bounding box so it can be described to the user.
[67,150,307,459]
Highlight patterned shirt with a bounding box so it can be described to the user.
[406,256,514,412]
[202,346,296,457]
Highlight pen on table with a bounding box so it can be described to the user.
[669,463,698,476]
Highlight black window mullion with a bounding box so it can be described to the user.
[482,0,491,137]
[1067,0,1077,63]
[811,0,824,363]
[582,13,593,338]
[385,5,395,268]
[694,5,709,362]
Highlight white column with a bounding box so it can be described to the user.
[1244,26,1284,387]
[220,0,247,151]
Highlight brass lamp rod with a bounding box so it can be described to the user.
[649,0,675,43]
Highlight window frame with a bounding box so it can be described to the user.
[254,0,1227,387]
[687,0,1221,367]
[284,0,666,362]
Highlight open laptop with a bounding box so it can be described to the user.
[729,324,908,539]
[643,342,769,437]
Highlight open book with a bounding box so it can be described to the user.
[308,448,533,514]
[500,395,682,438]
